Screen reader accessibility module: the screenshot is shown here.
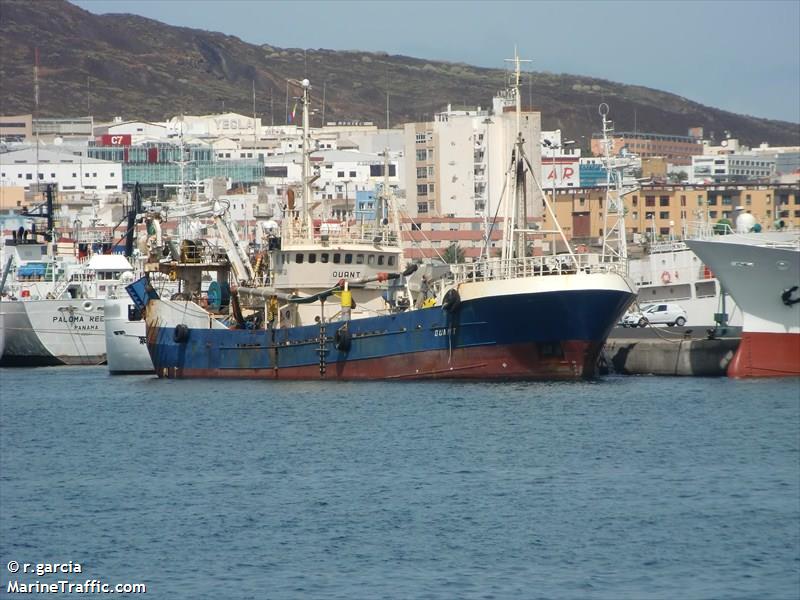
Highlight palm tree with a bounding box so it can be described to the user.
[442,243,465,264]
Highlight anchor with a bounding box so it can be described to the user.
[781,286,800,307]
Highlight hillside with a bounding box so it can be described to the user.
[1,0,798,148]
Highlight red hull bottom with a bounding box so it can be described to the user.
[156,340,604,380]
[727,332,800,378]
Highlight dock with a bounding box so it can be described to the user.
[603,326,741,376]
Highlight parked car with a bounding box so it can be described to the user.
[621,303,687,327]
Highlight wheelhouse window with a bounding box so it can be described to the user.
[345,253,353,264]
[333,253,341,264]
[321,253,329,263]
[295,253,304,264]
[308,253,316,264]
[356,254,365,264]
[368,255,375,265]
[377,255,384,265]
[388,256,396,266]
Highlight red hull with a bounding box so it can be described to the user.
[155,340,604,380]
[727,332,800,378]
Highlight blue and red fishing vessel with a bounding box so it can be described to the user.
[130,60,635,380]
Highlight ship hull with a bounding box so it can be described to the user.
[727,331,800,378]
[687,235,800,378]
[0,299,106,366]
[146,275,635,381]
[104,297,153,374]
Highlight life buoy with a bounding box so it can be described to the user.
[82,300,93,311]
[661,271,671,285]
[173,324,190,343]
[442,288,461,313]
[334,326,352,352]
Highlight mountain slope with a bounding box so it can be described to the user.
[1,0,797,148]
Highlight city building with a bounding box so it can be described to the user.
[0,114,33,142]
[591,130,703,165]
[540,183,799,245]
[0,147,122,193]
[403,94,542,219]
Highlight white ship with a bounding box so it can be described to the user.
[627,239,741,327]
[686,217,799,377]
[1,249,135,366]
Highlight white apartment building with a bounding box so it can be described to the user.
[0,148,122,193]
[403,95,542,219]
[691,153,776,184]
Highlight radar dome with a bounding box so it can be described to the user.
[736,212,757,233]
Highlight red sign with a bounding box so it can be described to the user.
[96,134,132,146]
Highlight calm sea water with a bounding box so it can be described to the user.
[1,367,798,599]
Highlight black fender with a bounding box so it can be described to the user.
[334,326,352,352]
[173,324,190,343]
[441,288,461,313]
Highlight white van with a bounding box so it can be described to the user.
[622,303,688,327]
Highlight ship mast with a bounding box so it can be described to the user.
[500,49,530,261]
[300,78,313,240]
[599,103,632,265]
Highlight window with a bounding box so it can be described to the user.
[417,167,427,178]
[368,254,375,265]
[707,197,717,206]
[416,133,426,143]
[416,149,427,161]
[659,196,670,206]
[428,183,435,194]
[428,166,434,177]
[356,254,364,264]
[417,184,428,196]
[105,185,116,189]
[265,166,288,177]
[321,253,329,263]
[428,149,434,160]
[72,172,77,178]
[388,256,396,266]
[709,211,718,218]
[38,173,43,179]
[337,171,345,178]
[721,197,732,205]
[659,227,670,235]
[377,255,384,265]
[631,196,638,207]
[295,253,304,264]
[308,253,316,264]
[659,211,669,219]
[333,253,341,264]
[645,196,655,207]
[418,202,428,214]
[26,173,32,180]
[349,171,356,178]
[680,195,686,207]
[345,253,353,264]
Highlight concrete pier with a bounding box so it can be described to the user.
[603,326,741,376]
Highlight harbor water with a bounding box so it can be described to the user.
[1,367,798,599]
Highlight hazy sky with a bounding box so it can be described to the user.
[72,0,800,123]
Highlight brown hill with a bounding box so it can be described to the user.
[1,0,797,149]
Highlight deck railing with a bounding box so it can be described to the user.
[446,253,628,286]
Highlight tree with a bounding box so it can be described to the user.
[442,243,465,264]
